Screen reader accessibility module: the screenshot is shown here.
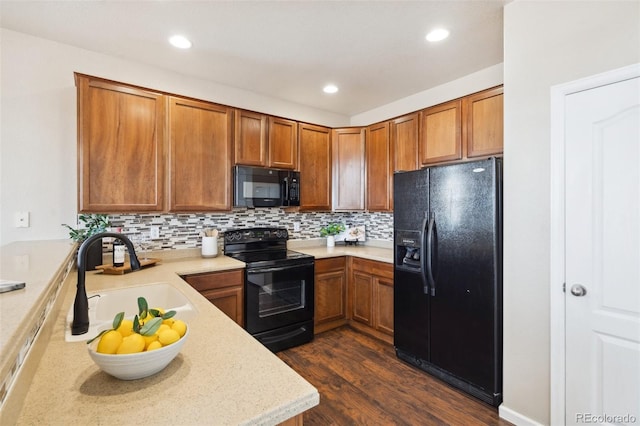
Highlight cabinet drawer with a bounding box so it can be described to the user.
[350,258,393,280]
[315,257,346,273]
[183,269,243,292]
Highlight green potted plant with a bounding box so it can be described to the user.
[63,214,110,270]
[320,222,345,247]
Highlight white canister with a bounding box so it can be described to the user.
[201,236,218,258]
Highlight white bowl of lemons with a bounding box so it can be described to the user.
[87,298,189,380]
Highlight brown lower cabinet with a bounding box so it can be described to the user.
[314,256,394,344]
[183,258,393,343]
[314,257,348,333]
[182,269,244,327]
[348,257,394,344]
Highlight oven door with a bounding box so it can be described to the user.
[245,261,314,334]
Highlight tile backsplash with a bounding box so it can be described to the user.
[106,209,393,252]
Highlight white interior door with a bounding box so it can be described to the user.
[565,76,640,425]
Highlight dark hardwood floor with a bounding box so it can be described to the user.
[277,327,512,426]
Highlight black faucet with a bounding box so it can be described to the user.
[71,232,141,335]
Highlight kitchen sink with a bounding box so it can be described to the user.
[65,282,197,342]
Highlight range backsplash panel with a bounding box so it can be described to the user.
[105,209,393,252]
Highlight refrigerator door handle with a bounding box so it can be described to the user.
[426,213,436,296]
[420,214,430,295]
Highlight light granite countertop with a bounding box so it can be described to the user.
[4,248,319,426]
[1,239,393,425]
[288,239,393,264]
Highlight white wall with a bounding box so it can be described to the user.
[0,29,349,246]
[502,1,640,424]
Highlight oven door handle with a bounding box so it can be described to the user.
[247,263,313,274]
[260,325,309,345]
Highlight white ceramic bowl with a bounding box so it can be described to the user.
[87,327,189,380]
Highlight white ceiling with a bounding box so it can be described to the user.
[0,1,507,116]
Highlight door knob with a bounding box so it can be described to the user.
[570,284,588,297]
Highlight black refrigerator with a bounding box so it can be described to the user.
[393,157,503,406]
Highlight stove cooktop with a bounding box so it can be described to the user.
[223,227,314,268]
[227,249,309,263]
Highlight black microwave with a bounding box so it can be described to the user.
[233,165,300,208]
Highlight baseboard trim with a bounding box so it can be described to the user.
[499,405,545,426]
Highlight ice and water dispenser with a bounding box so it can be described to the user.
[395,230,423,272]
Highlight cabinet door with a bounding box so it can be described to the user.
[183,269,244,326]
[420,99,462,165]
[465,86,504,158]
[77,75,165,212]
[169,97,232,211]
[268,117,298,170]
[332,128,365,211]
[200,286,244,327]
[315,258,347,332]
[374,275,394,336]
[351,270,373,326]
[391,112,420,172]
[234,110,267,166]
[366,122,393,211]
[299,123,332,210]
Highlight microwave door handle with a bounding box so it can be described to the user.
[283,176,289,202]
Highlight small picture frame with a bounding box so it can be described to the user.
[335,225,366,242]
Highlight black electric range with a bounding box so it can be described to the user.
[223,227,315,352]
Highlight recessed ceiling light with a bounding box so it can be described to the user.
[169,35,192,49]
[426,28,450,42]
[323,84,339,94]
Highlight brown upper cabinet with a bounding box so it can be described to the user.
[234,110,298,170]
[332,128,366,211]
[76,74,166,212]
[77,73,502,214]
[234,110,267,167]
[366,122,393,212]
[417,86,503,167]
[464,86,504,158]
[391,112,420,172]
[420,99,462,166]
[169,97,233,211]
[299,123,332,210]
[268,117,298,170]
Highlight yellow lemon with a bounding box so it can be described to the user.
[116,319,134,337]
[158,329,180,346]
[139,313,153,325]
[162,317,175,327]
[146,341,163,351]
[142,333,159,350]
[116,333,145,354]
[156,324,170,335]
[171,320,187,337]
[153,307,166,316]
[96,330,123,354]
